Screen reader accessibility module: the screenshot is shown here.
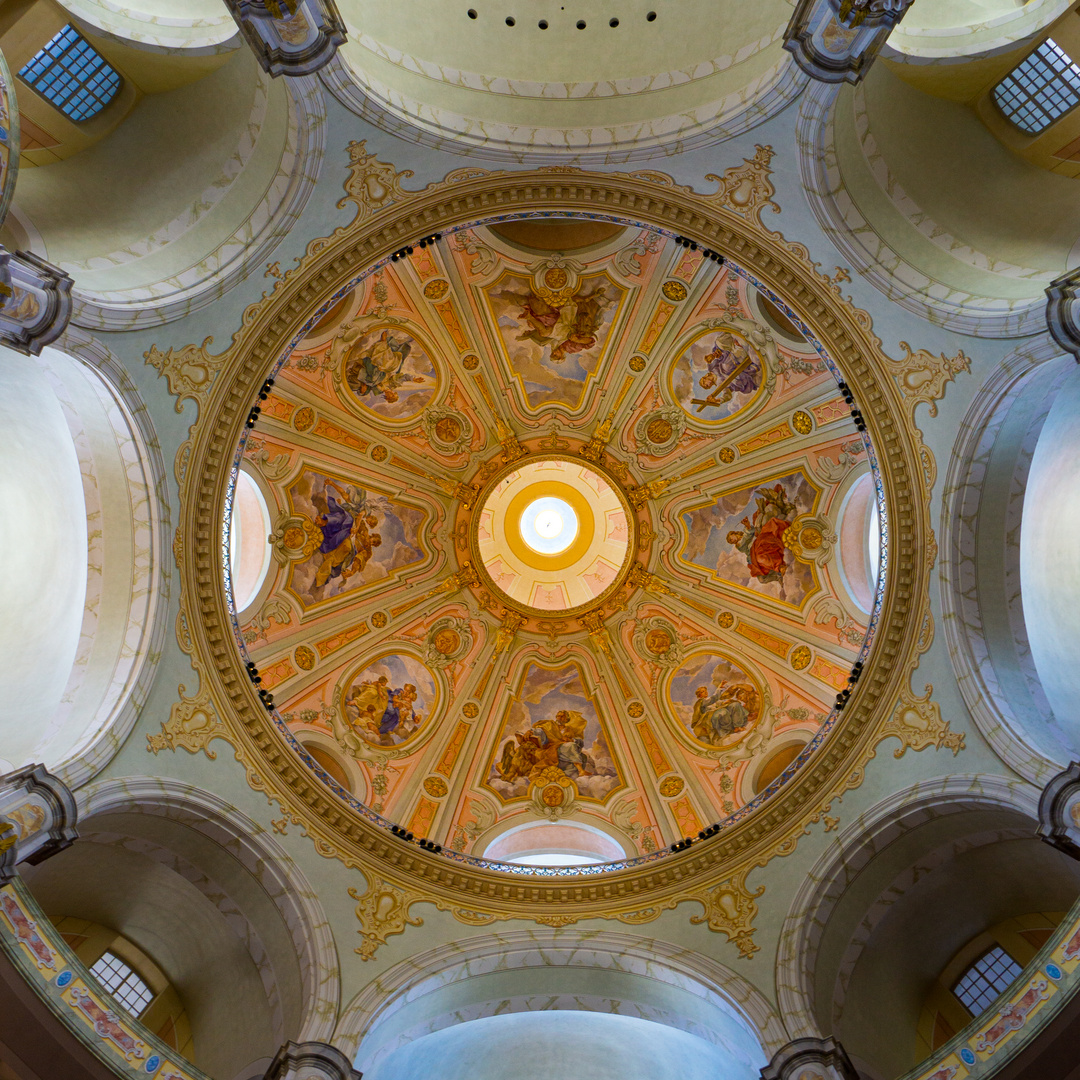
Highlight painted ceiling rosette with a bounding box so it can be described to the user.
[228,217,884,869]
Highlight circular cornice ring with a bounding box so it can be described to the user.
[178,166,928,913]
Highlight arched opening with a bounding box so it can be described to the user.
[778,778,1080,1079]
[367,1012,758,1080]
[229,466,273,615]
[480,820,630,866]
[0,343,164,781]
[836,469,880,617]
[21,781,340,1079]
[1021,362,1080,754]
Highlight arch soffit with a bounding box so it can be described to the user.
[24,329,170,788]
[796,79,1048,339]
[939,332,1073,784]
[76,776,341,1044]
[333,928,789,1069]
[67,73,326,332]
[774,772,1042,1042]
[159,152,944,919]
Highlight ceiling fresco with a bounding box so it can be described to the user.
[226,217,883,869]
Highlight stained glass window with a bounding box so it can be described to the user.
[953,946,1022,1016]
[89,951,153,1016]
[18,25,121,123]
[994,39,1080,135]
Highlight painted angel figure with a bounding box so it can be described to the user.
[343,329,425,404]
[311,480,381,589]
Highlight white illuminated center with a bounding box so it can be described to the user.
[520,497,578,555]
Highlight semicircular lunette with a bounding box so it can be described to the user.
[220,212,891,877]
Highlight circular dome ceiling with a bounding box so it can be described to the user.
[225,216,885,874]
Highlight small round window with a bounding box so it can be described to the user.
[228,470,272,613]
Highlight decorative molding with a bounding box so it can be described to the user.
[0,249,73,355]
[1046,267,1080,362]
[1037,762,1080,859]
[265,1041,360,1080]
[227,0,345,77]
[319,50,810,166]
[761,1035,859,1080]
[785,0,914,85]
[144,337,227,413]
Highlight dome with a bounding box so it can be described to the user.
[224,216,885,873]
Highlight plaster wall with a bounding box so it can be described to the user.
[1021,362,1080,738]
[366,1010,758,1080]
[0,352,87,771]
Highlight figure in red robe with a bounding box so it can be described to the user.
[726,483,798,600]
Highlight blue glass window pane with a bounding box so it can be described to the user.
[953,946,1023,1017]
[17,24,121,122]
[994,39,1080,134]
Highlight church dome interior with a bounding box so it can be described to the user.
[3,2,1080,1080]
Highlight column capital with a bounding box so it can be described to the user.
[784,0,915,84]
[0,764,79,883]
[264,1041,361,1080]
[1038,761,1080,859]
[760,1036,860,1080]
[1046,269,1080,362]
[0,248,72,355]
[226,0,346,77]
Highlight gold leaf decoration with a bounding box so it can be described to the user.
[689,868,765,959]
[885,342,971,419]
[703,145,780,229]
[146,685,231,759]
[143,337,226,412]
[349,876,424,961]
[877,682,965,759]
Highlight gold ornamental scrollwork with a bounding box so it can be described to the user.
[154,148,951,935]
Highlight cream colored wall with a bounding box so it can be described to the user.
[0,350,87,772]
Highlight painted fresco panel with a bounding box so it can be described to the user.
[485,272,624,410]
[334,325,439,421]
[287,469,425,607]
[671,328,766,424]
[341,653,437,748]
[680,472,818,606]
[487,662,620,802]
[668,653,763,748]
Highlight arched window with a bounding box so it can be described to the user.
[993,38,1080,134]
[18,25,121,122]
[482,820,629,866]
[89,951,154,1016]
[952,946,1023,1015]
[228,468,273,613]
